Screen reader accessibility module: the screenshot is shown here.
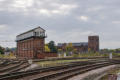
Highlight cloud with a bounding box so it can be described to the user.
[0,0,120,49]
[0,0,78,16]
[39,9,51,16]
[58,4,77,15]
[112,21,120,24]
[102,41,120,49]
[46,29,96,44]
[13,0,33,8]
[77,16,89,22]
[0,25,7,31]
[86,6,103,12]
[38,4,77,16]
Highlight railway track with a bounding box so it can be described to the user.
[0,59,21,68]
[0,60,29,75]
[33,62,111,80]
[0,59,119,80]
[0,60,10,67]
[25,60,119,80]
[0,60,21,69]
[0,57,103,73]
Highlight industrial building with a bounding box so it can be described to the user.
[57,36,99,53]
[16,27,58,59]
[16,26,99,59]
[16,27,46,59]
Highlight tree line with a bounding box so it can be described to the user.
[45,41,58,53]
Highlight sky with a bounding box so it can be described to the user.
[0,0,120,49]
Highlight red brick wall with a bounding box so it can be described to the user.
[88,36,99,52]
[17,37,45,59]
[57,44,88,53]
[37,52,57,59]
[74,46,88,53]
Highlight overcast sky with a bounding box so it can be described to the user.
[0,0,120,49]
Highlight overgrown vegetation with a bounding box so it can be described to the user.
[0,46,4,54]
[0,53,16,59]
[100,68,120,80]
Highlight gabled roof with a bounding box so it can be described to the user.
[17,26,45,37]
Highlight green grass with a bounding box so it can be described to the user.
[37,59,90,67]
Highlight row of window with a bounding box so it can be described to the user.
[17,31,45,41]
[34,32,45,36]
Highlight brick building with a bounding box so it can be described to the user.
[88,36,99,52]
[16,27,46,59]
[58,42,88,53]
[57,35,99,53]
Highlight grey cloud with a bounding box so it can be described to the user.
[0,0,120,49]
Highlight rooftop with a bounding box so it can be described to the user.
[17,26,45,37]
[58,42,88,47]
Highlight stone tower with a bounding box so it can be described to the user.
[88,36,99,52]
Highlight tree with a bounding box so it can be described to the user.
[115,48,120,53]
[58,49,62,54]
[5,47,11,52]
[65,43,73,56]
[48,41,57,53]
[88,48,91,52]
[65,43,73,52]
[73,49,78,57]
[73,49,78,54]
[45,44,50,52]
[9,53,15,57]
[0,46,4,54]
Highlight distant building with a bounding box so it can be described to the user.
[58,42,88,53]
[16,27,46,59]
[88,36,99,52]
[16,26,99,58]
[57,35,99,53]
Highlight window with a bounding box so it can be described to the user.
[34,32,39,36]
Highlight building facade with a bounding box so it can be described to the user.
[58,42,88,53]
[88,36,99,52]
[57,35,99,53]
[16,27,46,59]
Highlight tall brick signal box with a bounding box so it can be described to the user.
[16,27,46,59]
[88,36,99,52]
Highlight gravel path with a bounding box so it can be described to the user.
[21,64,39,71]
[68,65,118,80]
